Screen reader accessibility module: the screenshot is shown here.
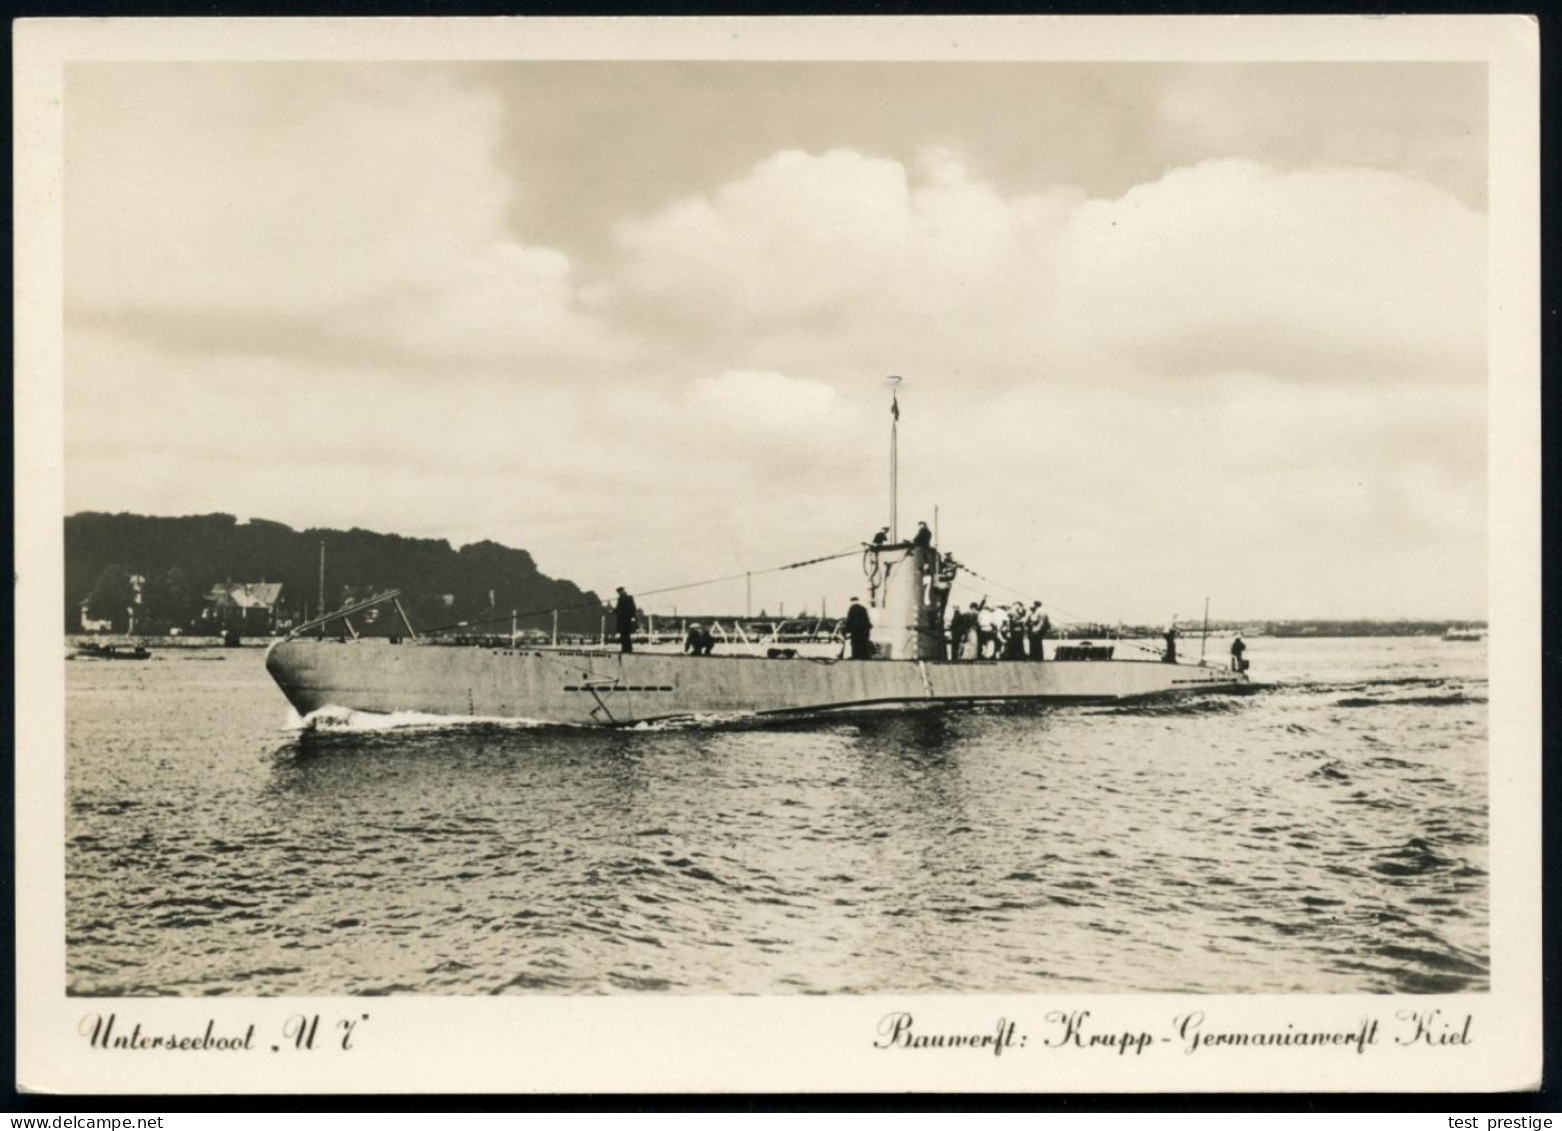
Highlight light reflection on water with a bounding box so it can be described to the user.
[66,637,1487,996]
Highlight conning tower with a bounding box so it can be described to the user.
[868,543,943,660]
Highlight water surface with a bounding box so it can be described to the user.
[66,636,1488,996]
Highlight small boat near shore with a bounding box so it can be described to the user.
[71,642,152,661]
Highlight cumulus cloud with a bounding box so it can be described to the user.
[616,148,915,327]
[335,241,631,370]
[65,66,619,374]
[1055,159,1486,384]
[610,146,1483,394]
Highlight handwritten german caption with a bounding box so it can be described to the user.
[79,1012,368,1054]
[873,1008,1475,1057]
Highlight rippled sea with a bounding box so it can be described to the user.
[66,636,1487,996]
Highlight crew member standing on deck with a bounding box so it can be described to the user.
[845,597,873,659]
[947,604,970,660]
[976,601,996,659]
[614,587,639,653]
[1163,618,1178,664]
[999,604,1018,659]
[1026,601,1051,661]
[1230,633,1247,672]
[912,521,932,549]
[1004,603,1027,660]
[872,527,890,547]
[991,603,1011,659]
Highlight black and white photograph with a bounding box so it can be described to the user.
[14,16,1539,1094]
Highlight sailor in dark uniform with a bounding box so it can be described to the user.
[871,527,890,547]
[684,622,714,656]
[1004,603,1027,660]
[948,604,971,660]
[844,597,873,659]
[912,521,932,548]
[1026,601,1051,661]
[614,587,638,653]
[1230,634,1247,671]
[1162,620,1178,664]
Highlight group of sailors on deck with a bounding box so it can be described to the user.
[948,599,1051,661]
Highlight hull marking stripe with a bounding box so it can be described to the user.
[563,685,676,692]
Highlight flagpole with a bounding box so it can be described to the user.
[888,376,901,543]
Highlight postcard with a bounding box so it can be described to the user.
[14,14,1540,1094]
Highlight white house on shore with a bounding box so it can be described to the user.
[203,581,285,633]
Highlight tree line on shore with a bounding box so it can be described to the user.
[65,511,603,636]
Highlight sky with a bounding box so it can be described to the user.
[62,61,1489,623]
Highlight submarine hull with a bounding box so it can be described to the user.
[267,638,1249,727]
